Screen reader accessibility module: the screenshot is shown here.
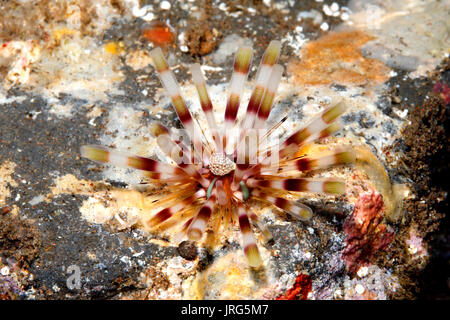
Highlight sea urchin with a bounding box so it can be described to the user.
[81,41,355,267]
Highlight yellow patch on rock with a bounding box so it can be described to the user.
[104,42,125,55]
[353,145,409,221]
[125,49,154,71]
[185,251,278,300]
[46,174,188,233]
[47,174,143,229]
[0,161,18,206]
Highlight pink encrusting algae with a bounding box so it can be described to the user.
[432,81,450,104]
[342,189,394,273]
[80,41,355,267]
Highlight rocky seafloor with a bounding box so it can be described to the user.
[0,0,448,300]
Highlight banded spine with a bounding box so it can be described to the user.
[237,204,262,267]
[150,47,205,164]
[282,102,347,151]
[150,122,210,187]
[251,189,313,221]
[253,64,284,130]
[247,177,346,194]
[262,148,355,174]
[146,189,206,227]
[187,193,216,241]
[240,40,282,131]
[80,145,185,177]
[223,46,253,152]
[232,64,284,185]
[190,63,222,151]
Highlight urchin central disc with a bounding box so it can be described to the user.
[209,152,235,176]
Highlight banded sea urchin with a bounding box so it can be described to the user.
[81,41,355,267]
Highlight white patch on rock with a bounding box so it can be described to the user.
[346,0,449,77]
[283,26,308,54]
[99,105,158,185]
[212,35,253,65]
